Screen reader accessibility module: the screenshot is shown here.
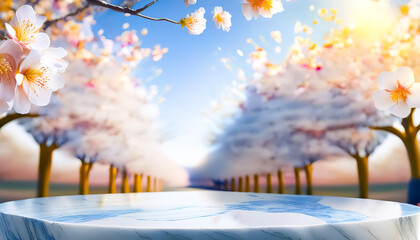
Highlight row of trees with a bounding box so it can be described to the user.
[215,170,311,195]
[0,0,294,197]
[203,85,390,198]
[0,1,189,197]
[203,2,420,204]
[19,54,187,197]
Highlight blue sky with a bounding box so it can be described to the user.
[92,0,407,167]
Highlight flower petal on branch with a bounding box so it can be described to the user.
[377,71,397,90]
[406,83,420,108]
[389,100,411,118]
[6,5,49,50]
[0,40,22,102]
[372,90,394,111]
[396,66,415,87]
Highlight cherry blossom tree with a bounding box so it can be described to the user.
[21,32,186,196]
[0,5,68,197]
[369,2,420,205]
[202,4,402,197]
[249,20,399,198]
[0,0,290,197]
[202,88,325,194]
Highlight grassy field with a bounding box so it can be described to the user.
[0,180,409,203]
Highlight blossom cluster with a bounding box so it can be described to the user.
[180,0,284,35]
[371,2,420,118]
[0,5,67,114]
[200,2,402,179]
[13,3,182,184]
[21,51,188,186]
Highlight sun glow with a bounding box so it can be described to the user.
[344,0,396,41]
[163,137,208,168]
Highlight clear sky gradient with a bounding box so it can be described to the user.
[92,0,408,167]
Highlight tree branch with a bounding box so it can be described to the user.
[134,0,159,13]
[87,162,94,171]
[87,0,179,24]
[0,113,39,129]
[350,153,360,161]
[369,125,405,142]
[43,3,90,30]
[49,141,59,150]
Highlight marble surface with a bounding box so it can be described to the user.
[0,191,419,239]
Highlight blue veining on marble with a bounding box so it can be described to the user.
[133,206,229,222]
[45,209,144,223]
[225,195,367,223]
[400,202,420,216]
[0,191,419,240]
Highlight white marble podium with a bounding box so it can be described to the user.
[0,191,419,240]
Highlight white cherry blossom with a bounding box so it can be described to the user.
[14,50,66,114]
[0,40,22,102]
[5,5,50,50]
[212,7,232,32]
[180,7,207,35]
[242,0,284,20]
[373,67,420,118]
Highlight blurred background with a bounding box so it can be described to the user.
[0,0,417,203]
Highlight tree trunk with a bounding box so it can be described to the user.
[79,162,86,194]
[224,179,228,191]
[402,110,420,179]
[355,156,369,199]
[146,175,152,192]
[266,173,272,193]
[406,134,420,178]
[238,177,243,192]
[304,164,313,195]
[372,110,420,204]
[37,142,56,198]
[406,133,420,203]
[230,178,236,192]
[294,167,301,195]
[121,170,130,193]
[133,174,142,193]
[402,110,420,204]
[79,161,93,195]
[278,170,285,194]
[254,174,259,193]
[108,165,117,193]
[245,175,250,192]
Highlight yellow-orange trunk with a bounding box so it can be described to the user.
[294,167,301,195]
[254,174,259,193]
[133,174,142,193]
[277,170,285,194]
